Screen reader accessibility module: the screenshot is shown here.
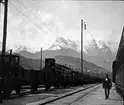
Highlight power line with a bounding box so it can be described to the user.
[17,0,49,34]
[27,0,57,33]
[9,1,48,35]
[19,0,58,37]
[17,0,40,24]
[17,0,44,35]
[26,0,58,37]
[25,0,58,37]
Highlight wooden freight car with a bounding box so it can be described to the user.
[0,53,103,97]
[112,27,124,99]
[0,53,22,96]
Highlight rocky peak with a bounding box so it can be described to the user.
[48,36,79,51]
[83,34,99,56]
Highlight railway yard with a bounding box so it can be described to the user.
[0,83,123,105]
[0,84,100,105]
[0,1,124,105]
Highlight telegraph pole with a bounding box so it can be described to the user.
[1,0,8,77]
[81,19,83,74]
[40,47,42,70]
[2,0,8,55]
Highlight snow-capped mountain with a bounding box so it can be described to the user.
[98,40,113,62]
[83,33,119,70]
[107,41,119,58]
[49,36,80,52]
[53,36,118,70]
[48,36,118,70]
[12,45,36,53]
[83,36,99,56]
[0,35,119,71]
[0,42,36,53]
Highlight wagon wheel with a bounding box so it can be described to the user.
[15,85,21,94]
[31,88,35,94]
[3,86,12,97]
[13,79,22,94]
[31,83,37,94]
[56,85,60,89]
[2,76,13,97]
[45,83,50,91]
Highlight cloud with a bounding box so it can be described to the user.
[0,5,63,50]
[59,28,80,41]
[1,1,124,52]
[37,11,65,35]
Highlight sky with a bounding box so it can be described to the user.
[0,0,124,51]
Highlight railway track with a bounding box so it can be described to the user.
[10,85,45,96]
[64,84,100,105]
[1,84,100,105]
[9,86,55,99]
[26,84,100,105]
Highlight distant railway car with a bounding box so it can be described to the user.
[0,53,22,96]
[43,58,74,90]
[0,52,103,98]
[112,27,124,99]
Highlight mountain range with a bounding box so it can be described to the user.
[0,34,119,72]
[19,55,111,77]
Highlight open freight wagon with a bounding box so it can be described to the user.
[0,52,103,98]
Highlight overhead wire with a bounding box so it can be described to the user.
[8,0,48,35]
[26,0,59,37]
[17,0,43,35]
[17,0,41,24]
[27,0,58,34]
[17,0,58,37]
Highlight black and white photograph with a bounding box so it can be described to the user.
[0,0,124,105]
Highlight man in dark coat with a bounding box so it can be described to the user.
[103,74,112,100]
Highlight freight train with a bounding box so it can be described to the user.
[0,52,103,99]
[112,27,124,99]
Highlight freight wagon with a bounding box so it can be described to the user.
[112,27,124,99]
[0,53,103,98]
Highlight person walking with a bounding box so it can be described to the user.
[103,74,112,100]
